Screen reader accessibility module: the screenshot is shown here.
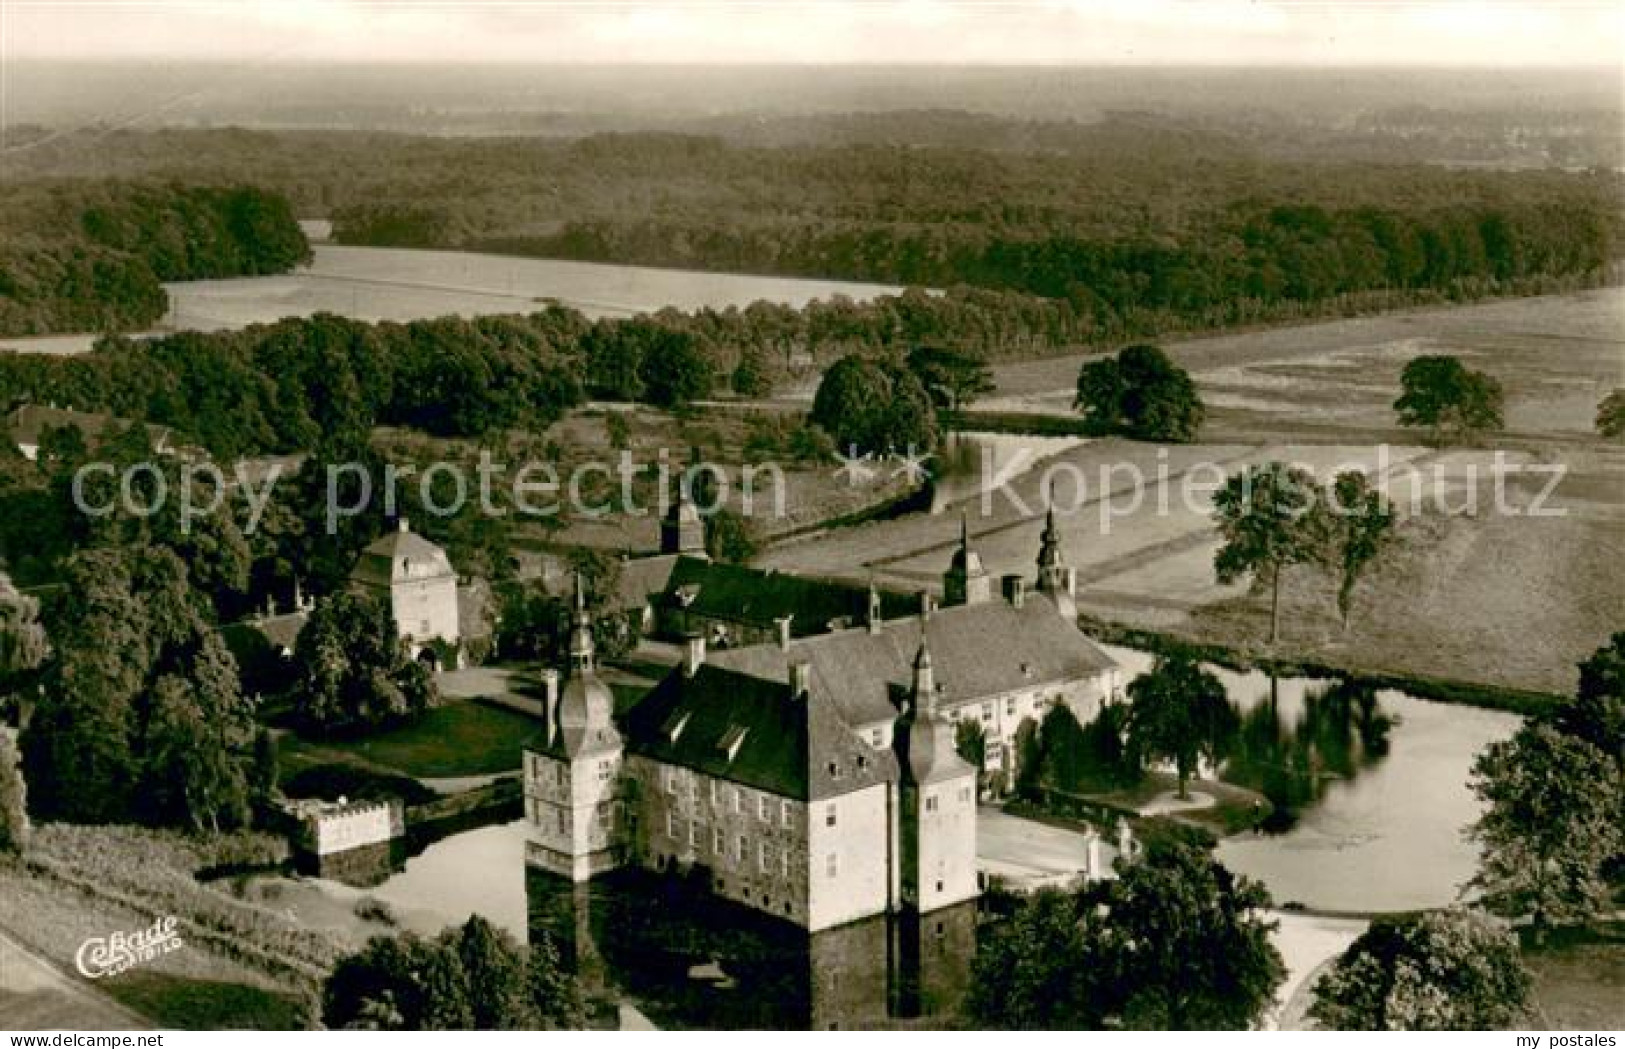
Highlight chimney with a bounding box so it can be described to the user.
[1085,829,1103,879]
[788,659,811,699]
[866,584,883,635]
[918,590,936,620]
[540,668,561,716]
[774,615,794,651]
[1002,574,1026,608]
[684,632,706,677]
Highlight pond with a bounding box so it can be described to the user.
[1098,643,1523,914]
[930,430,1087,511]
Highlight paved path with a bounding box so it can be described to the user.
[0,929,150,1030]
[976,805,1115,887]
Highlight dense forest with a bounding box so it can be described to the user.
[9,122,1618,337]
[0,182,309,336]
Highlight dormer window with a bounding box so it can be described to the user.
[827,761,842,779]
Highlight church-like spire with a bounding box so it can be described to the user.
[1038,480,1064,572]
[943,509,991,606]
[911,629,935,713]
[568,571,596,673]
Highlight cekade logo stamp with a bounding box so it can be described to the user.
[75,915,185,979]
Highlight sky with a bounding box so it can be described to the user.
[1,1,1620,68]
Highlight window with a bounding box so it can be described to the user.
[925,795,938,813]
[555,764,566,786]
[870,729,883,747]
[781,850,791,878]
[825,852,839,878]
[735,835,747,864]
[713,826,725,855]
[825,803,838,827]
[665,812,676,838]
[759,841,772,873]
[689,820,701,848]
[709,779,719,808]
[556,810,568,835]
[827,760,842,779]
[665,769,678,795]
[598,759,613,781]
[730,786,742,814]
[780,799,792,829]
[981,703,993,722]
[758,794,770,821]
[959,787,972,804]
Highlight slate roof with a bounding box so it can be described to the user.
[707,594,1117,729]
[6,404,172,452]
[657,556,917,637]
[620,663,897,801]
[350,522,456,588]
[222,611,309,655]
[614,553,683,612]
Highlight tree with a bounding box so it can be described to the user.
[19,546,259,830]
[0,572,48,704]
[1327,471,1396,630]
[1074,344,1204,442]
[0,731,28,854]
[1467,723,1623,930]
[705,507,759,565]
[1309,909,1531,1030]
[322,916,585,1030]
[1213,462,1331,644]
[968,841,1284,1029]
[731,345,774,398]
[638,329,714,410]
[1597,389,1625,439]
[1559,632,1624,771]
[954,718,987,777]
[907,345,994,431]
[809,354,937,454]
[291,591,437,734]
[1126,656,1235,799]
[1393,355,1504,444]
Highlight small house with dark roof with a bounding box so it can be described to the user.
[5,403,174,461]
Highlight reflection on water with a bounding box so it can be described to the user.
[1098,643,1521,912]
[528,867,974,1030]
[1224,679,1395,832]
[931,432,1086,511]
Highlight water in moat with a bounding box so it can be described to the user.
[312,644,1521,1026]
[1098,644,1522,914]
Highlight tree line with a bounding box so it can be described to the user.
[0,181,309,336]
[0,290,1028,459]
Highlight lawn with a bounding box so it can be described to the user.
[285,699,537,780]
[1524,924,1625,1031]
[103,970,308,1030]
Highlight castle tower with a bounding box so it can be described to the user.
[893,630,979,914]
[891,628,979,1016]
[660,453,708,556]
[1034,484,1078,619]
[523,574,625,882]
[941,512,991,607]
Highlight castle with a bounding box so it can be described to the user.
[523,507,1118,934]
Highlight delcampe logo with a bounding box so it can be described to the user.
[74,915,185,979]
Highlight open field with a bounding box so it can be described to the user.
[766,288,1625,697]
[0,244,909,356]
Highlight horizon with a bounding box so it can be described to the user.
[4,1,1621,68]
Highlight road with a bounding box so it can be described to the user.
[0,928,151,1031]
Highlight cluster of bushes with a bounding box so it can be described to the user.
[0,182,309,336]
